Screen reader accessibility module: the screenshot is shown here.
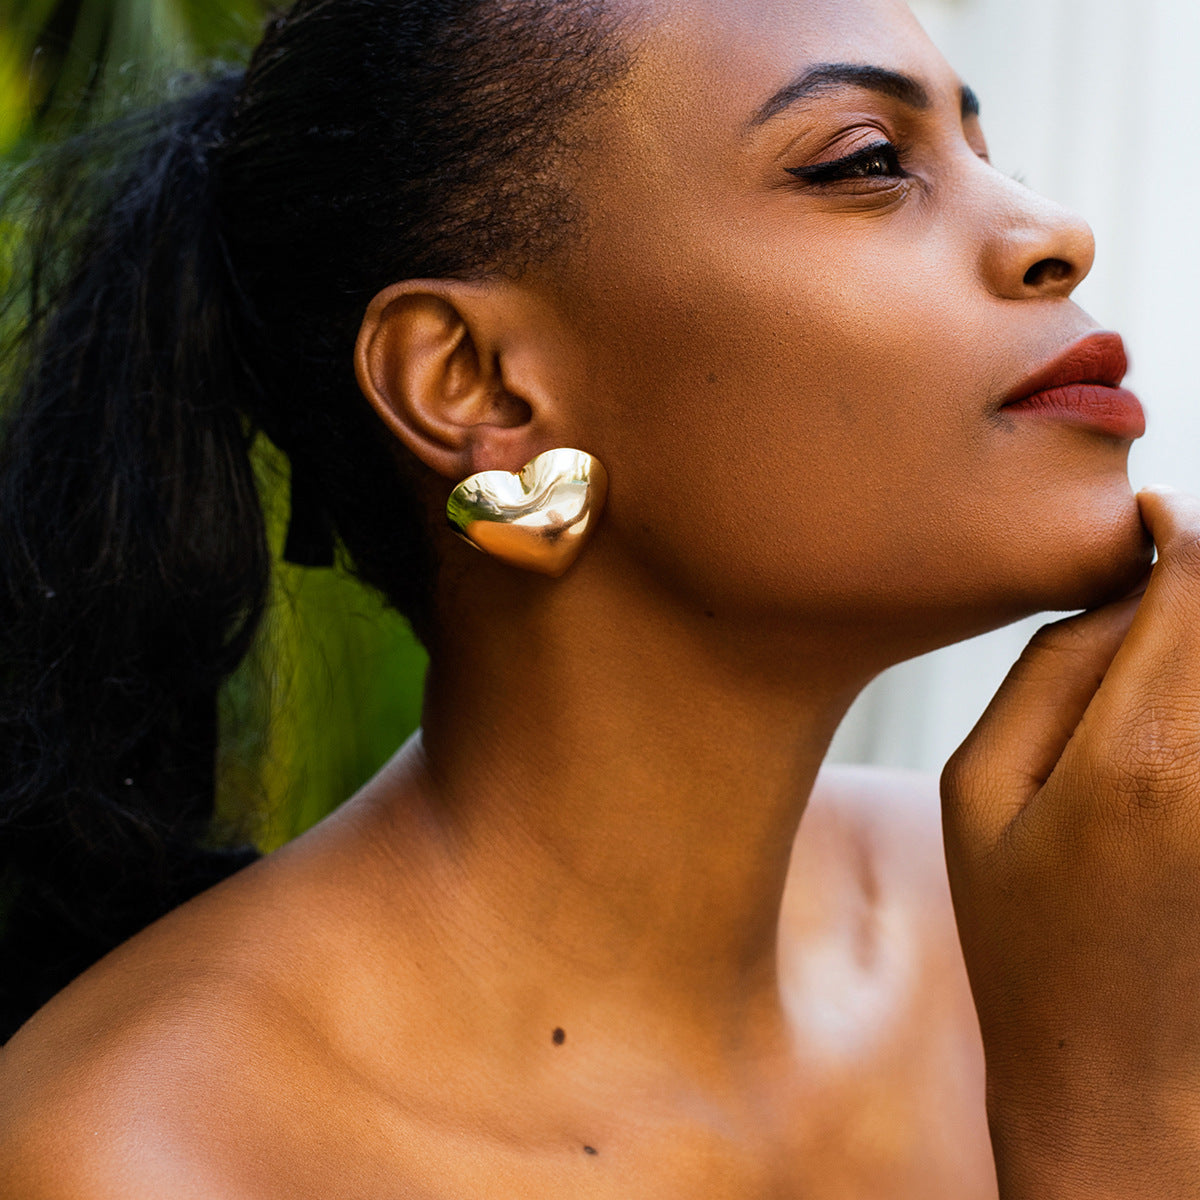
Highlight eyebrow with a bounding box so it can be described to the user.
[750,62,981,128]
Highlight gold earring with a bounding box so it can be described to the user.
[446,448,608,577]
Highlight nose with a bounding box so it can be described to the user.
[978,180,1096,301]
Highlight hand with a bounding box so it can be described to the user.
[942,488,1200,1199]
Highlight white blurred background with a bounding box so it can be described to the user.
[829,0,1200,772]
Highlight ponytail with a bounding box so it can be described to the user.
[0,0,635,1040]
[0,71,267,1039]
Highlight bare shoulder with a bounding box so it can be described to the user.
[0,847,388,1199]
[792,763,957,976]
[781,765,994,1196]
[0,948,398,1200]
[0,809,460,1200]
[0,896,313,1199]
[790,763,969,1007]
[0,967,250,1198]
[784,761,973,1063]
[801,764,946,897]
[807,763,942,835]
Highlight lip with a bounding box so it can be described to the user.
[1001,331,1145,440]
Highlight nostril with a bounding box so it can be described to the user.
[1024,258,1073,289]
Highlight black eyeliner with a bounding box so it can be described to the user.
[785,141,905,185]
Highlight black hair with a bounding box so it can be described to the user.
[0,0,630,1042]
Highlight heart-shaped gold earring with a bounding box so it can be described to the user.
[445,448,608,577]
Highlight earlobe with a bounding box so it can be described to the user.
[353,282,535,481]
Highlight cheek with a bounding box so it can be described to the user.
[576,227,981,588]
[567,212,1144,628]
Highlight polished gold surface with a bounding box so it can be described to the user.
[445,448,608,577]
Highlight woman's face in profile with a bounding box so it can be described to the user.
[534,0,1150,647]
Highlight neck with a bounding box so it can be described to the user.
[368,551,888,1069]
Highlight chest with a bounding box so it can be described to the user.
[195,1021,993,1200]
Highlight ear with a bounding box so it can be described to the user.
[354,279,558,481]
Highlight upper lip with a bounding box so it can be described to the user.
[1002,331,1129,406]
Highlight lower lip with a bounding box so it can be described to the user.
[1003,384,1146,440]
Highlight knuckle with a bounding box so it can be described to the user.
[1022,614,1101,668]
[1026,619,1062,651]
[939,748,973,807]
[1159,526,1200,580]
[1029,614,1090,652]
[941,740,988,803]
[1106,702,1200,814]
[941,736,1008,819]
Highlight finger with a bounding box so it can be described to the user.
[942,597,1141,846]
[1137,485,1197,555]
[1053,488,1200,795]
[1073,487,1200,728]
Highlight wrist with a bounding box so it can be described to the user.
[987,1076,1200,1200]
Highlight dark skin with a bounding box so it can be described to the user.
[0,766,991,1198]
[4,0,1199,1195]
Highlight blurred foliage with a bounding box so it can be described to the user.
[1,0,265,146]
[1,0,430,846]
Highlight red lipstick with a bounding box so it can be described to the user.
[1001,332,1145,440]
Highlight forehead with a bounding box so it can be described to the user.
[618,0,956,131]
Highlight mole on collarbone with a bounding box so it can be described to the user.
[583,1145,598,1156]
[552,1027,565,1045]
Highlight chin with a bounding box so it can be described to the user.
[1016,484,1153,614]
[908,481,1153,652]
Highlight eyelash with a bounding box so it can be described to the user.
[785,140,907,186]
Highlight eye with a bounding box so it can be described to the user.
[785,141,908,186]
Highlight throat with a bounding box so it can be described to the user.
[357,549,893,1070]
[374,630,867,1064]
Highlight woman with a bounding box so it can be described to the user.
[2,0,1198,1194]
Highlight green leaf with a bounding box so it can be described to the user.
[3,0,431,847]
